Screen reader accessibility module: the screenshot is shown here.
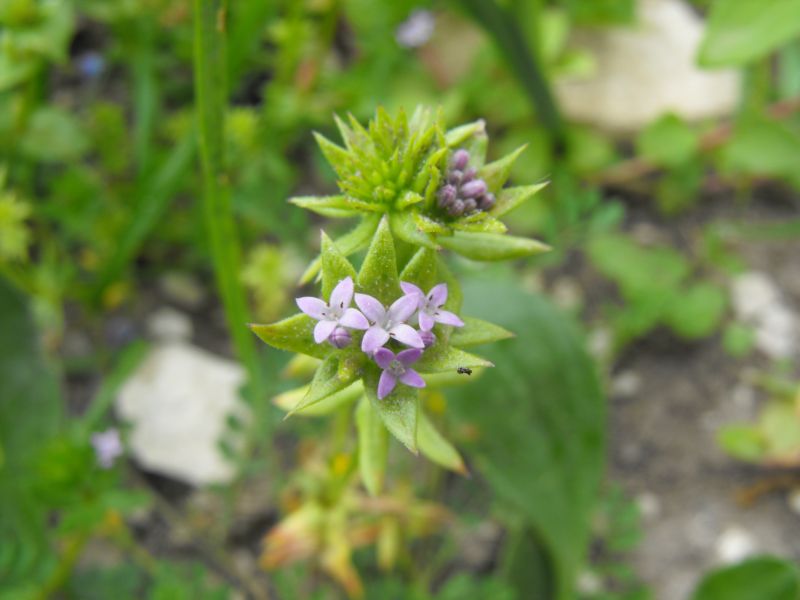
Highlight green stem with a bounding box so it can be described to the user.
[457,0,567,154]
[192,1,267,412]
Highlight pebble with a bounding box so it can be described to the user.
[715,525,758,564]
[146,307,193,342]
[732,272,798,360]
[611,370,642,399]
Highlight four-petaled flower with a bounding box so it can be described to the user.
[400,282,464,331]
[355,293,424,353]
[374,347,425,399]
[296,277,369,344]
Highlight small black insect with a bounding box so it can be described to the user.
[456,367,472,376]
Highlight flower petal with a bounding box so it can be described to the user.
[373,347,396,370]
[418,311,435,332]
[434,309,464,327]
[313,319,337,344]
[399,368,425,388]
[355,293,386,323]
[296,296,328,320]
[396,348,422,366]
[427,283,448,307]
[400,281,424,299]
[339,308,369,330]
[377,370,397,399]
[389,324,424,348]
[387,294,418,324]
[329,276,354,310]
[361,326,390,353]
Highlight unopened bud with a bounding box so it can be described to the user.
[462,198,477,213]
[461,167,477,183]
[447,169,463,185]
[329,327,352,349]
[450,149,470,171]
[478,192,496,211]
[437,184,457,209]
[447,198,465,216]
[460,179,487,199]
[419,330,436,347]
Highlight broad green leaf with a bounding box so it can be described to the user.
[491,183,548,218]
[0,277,62,587]
[423,368,487,388]
[357,217,401,304]
[439,231,550,262]
[250,314,332,359]
[699,0,800,67]
[20,108,89,163]
[356,397,389,495]
[274,381,363,416]
[320,231,357,300]
[398,247,438,293]
[389,211,438,250]
[289,195,379,217]
[448,274,605,600]
[415,344,493,374]
[437,259,462,313]
[721,115,800,178]
[417,411,466,474]
[691,556,800,600]
[450,317,514,348]
[760,402,800,459]
[288,355,357,416]
[363,364,419,453]
[480,145,527,193]
[666,282,727,339]
[300,215,381,284]
[637,114,698,167]
[717,425,765,462]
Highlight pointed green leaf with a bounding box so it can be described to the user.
[451,317,514,347]
[446,119,486,148]
[412,211,449,234]
[300,215,381,284]
[357,217,401,304]
[363,364,419,453]
[480,145,527,193]
[395,190,424,210]
[439,232,550,262]
[289,355,357,416]
[399,247,439,292]
[491,183,549,218]
[390,211,438,250]
[415,344,493,374]
[290,195,381,216]
[447,119,488,166]
[423,368,487,388]
[418,411,467,474]
[334,114,357,150]
[250,315,331,359]
[451,216,508,234]
[320,231,358,299]
[356,397,389,495]
[313,132,352,178]
[274,380,363,416]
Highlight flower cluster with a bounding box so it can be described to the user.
[296,276,464,399]
[437,149,495,217]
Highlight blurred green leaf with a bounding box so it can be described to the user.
[637,114,699,168]
[699,0,800,67]
[417,411,466,474]
[691,556,800,600]
[449,273,605,600]
[356,396,389,496]
[721,115,800,179]
[20,108,89,163]
[439,231,550,262]
[718,425,765,462]
[666,282,727,339]
[722,322,756,358]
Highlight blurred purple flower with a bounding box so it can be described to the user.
[296,277,369,344]
[77,52,105,79]
[374,347,425,399]
[395,10,435,48]
[355,292,423,353]
[400,282,464,331]
[91,428,123,469]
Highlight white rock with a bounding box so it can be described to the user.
[555,0,740,133]
[611,370,642,398]
[116,342,248,486]
[715,525,758,564]
[732,272,798,360]
[636,491,661,520]
[147,307,193,342]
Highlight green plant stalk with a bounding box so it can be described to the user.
[192,0,266,405]
[457,0,567,153]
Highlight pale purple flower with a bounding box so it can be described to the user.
[355,293,424,353]
[374,348,425,399]
[91,428,123,469]
[419,330,436,348]
[395,10,435,48]
[400,282,465,332]
[296,277,369,344]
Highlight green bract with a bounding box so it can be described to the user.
[294,107,549,283]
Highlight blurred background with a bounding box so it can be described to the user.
[2,0,800,598]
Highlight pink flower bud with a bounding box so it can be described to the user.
[478,192,496,210]
[450,149,470,171]
[328,326,352,348]
[461,167,477,183]
[419,330,436,347]
[460,179,487,198]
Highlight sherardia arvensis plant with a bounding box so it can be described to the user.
[250,107,549,493]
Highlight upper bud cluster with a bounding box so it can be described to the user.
[437,149,495,217]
